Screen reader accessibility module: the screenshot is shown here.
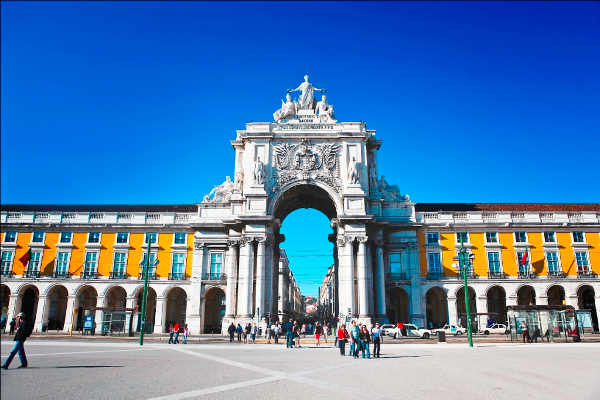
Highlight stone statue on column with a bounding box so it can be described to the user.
[287,74,326,110]
[203,176,234,203]
[315,95,335,122]
[348,157,360,185]
[273,93,298,122]
[253,158,266,185]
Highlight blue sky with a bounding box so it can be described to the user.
[2,2,599,296]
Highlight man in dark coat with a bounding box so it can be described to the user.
[2,312,32,369]
[227,322,236,342]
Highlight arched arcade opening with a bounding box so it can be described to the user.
[165,287,187,332]
[44,285,68,331]
[75,285,97,331]
[426,287,448,329]
[577,285,598,332]
[517,285,536,306]
[486,286,507,324]
[387,287,409,324]
[456,286,477,329]
[203,287,226,333]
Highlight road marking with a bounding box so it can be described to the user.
[145,376,283,400]
[15,348,158,357]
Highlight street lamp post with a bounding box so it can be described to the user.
[456,236,474,348]
[139,236,152,346]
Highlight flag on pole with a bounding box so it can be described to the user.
[521,249,528,267]
[19,249,31,267]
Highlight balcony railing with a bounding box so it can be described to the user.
[24,269,40,278]
[577,268,594,278]
[386,272,408,281]
[458,268,476,279]
[81,271,98,279]
[138,271,157,280]
[1,270,14,277]
[52,270,70,279]
[110,271,126,279]
[547,270,565,279]
[518,269,536,279]
[427,271,444,280]
[202,272,226,281]
[169,272,187,280]
[488,271,506,279]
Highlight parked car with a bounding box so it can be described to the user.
[433,324,466,336]
[379,324,395,336]
[390,323,432,339]
[480,324,507,335]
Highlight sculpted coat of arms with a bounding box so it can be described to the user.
[271,139,341,193]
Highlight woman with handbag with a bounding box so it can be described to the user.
[337,324,349,356]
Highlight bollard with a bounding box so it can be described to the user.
[438,331,446,343]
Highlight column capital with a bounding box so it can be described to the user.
[194,240,206,250]
[357,236,368,244]
[226,239,240,247]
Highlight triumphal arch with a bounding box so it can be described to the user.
[196,75,420,332]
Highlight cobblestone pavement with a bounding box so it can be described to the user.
[2,339,599,400]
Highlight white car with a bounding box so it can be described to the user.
[480,324,507,335]
[379,324,395,336]
[433,324,466,336]
[390,324,432,339]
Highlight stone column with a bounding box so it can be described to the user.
[153,296,166,334]
[278,257,288,318]
[225,240,239,318]
[6,294,18,326]
[595,296,600,331]
[125,297,135,336]
[188,238,206,335]
[537,296,548,306]
[476,296,488,330]
[236,239,254,318]
[565,295,578,309]
[447,296,458,326]
[338,237,356,318]
[407,244,424,327]
[62,295,76,333]
[94,296,104,335]
[375,242,387,320]
[34,295,47,332]
[255,238,266,319]
[357,237,370,319]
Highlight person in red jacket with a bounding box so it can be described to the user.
[173,322,181,344]
[337,324,349,356]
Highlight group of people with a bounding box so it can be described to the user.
[227,322,259,344]
[0,315,17,335]
[336,321,383,359]
[167,322,189,344]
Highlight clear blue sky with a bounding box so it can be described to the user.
[2,1,599,296]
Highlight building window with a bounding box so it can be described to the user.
[516,251,529,276]
[427,252,441,272]
[32,231,45,243]
[485,232,498,243]
[83,252,98,278]
[426,232,439,245]
[26,251,43,277]
[174,232,186,245]
[456,232,469,244]
[140,252,157,278]
[543,232,556,243]
[88,232,100,243]
[55,252,70,277]
[145,232,157,244]
[1,250,14,275]
[209,252,223,278]
[3,231,17,243]
[572,231,585,243]
[113,252,127,277]
[116,232,129,244]
[487,252,501,274]
[172,253,185,278]
[575,251,590,274]
[546,252,560,274]
[515,231,527,243]
[60,232,72,243]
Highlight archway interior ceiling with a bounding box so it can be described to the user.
[274,184,337,222]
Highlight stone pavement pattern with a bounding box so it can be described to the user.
[1,340,599,400]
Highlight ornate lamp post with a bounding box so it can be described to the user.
[455,236,475,347]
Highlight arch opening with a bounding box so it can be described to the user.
[387,287,409,324]
[426,287,448,329]
[456,286,477,329]
[75,286,97,331]
[135,287,156,333]
[204,287,226,333]
[577,285,598,332]
[517,285,536,306]
[18,285,39,325]
[547,285,565,306]
[44,285,68,331]
[1,284,10,319]
[165,287,187,332]
[487,286,507,324]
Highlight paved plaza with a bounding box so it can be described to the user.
[1,339,599,400]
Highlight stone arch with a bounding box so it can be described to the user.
[270,182,341,221]
[547,285,565,306]
[517,285,536,306]
[164,286,187,332]
[161,284,191,299]
[1,284,10,317]
[43,284,68,331]
[104,286,127,310]
[387,287,409,324]
[456,286,477,328]
[577,285,597,332]
[203,286,226,333]
[74,285,98,331]
[16,284,39,324]
[425,286,448,329]
[486,286,507,324]
[134,286,157,333]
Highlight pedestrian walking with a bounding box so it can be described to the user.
[1,312,31,369]
[323,323,328,343]
[0,314,7,333]
[359,325,371,359]
[250,324,257,343]
[267,322,273,343]
[228,322,236,342]
[371,322,382,358]
[337,324,348,356]
[236,323,243,342]
[173,322,181,344]
[244,323,251,344]
[9,318,16,335]
[183,324,189,344]
[293,321,301,348]
[301,323,306,338]
[520,321,530,343]
[284,319,294,348]
[315,322,323,347]
[350,320,360,358]
[274,321,281,344]
[168,323,175,344]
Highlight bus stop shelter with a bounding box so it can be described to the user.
[507,305,581,343]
